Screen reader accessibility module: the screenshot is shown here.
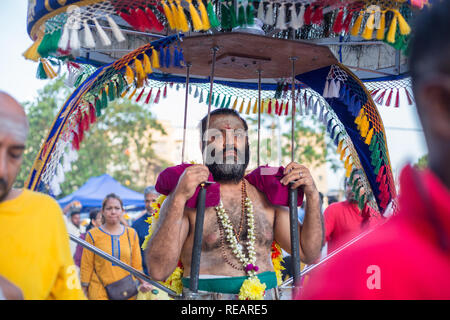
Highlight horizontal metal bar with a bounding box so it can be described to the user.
[69,234,181,298]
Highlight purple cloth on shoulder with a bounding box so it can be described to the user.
[155,163,304,208]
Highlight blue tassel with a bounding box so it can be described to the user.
[165,47,171,68]
[352,99,362,117]
[173,46,180,67]
[179,48,185,67]
[326,118,333,133]
[194,87,199,98]
[159,47,165,67]
[330,124,339,140]
[339,83,347,102]
[334,132,342,146]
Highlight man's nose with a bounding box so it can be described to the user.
[223,130,237,147]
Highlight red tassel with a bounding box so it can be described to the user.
[268,100,272,114]
[394,89,400,108]
[72,131,80,151]
[136,88,146,102]
[304,5,313,25]
[385,89,393,107]
[77,120,84,144]
[145,7,164,32]
[275,100,280,115]
[333,8,344,33]
[375,90,386,104]
[118,11,139,30]
[132,7,152,31]
[154,88,161,104]
[156,4,165,15]
[405,88,414,105]
[278,101,284,116]
[285,101,289,115]
[82,112,90,131]
[342,10,354,33]
[376,165,385,183]
[163,85,167,98]
[311,6,323,25]
[89,103,97,124]
[370,88,380,97]
[145,88,153,104]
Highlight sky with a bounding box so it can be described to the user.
[0,1,428,191]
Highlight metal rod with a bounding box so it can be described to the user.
[289,56,301,299]
[202,46,219,164]
[257,69,262,167]
[182,63,191,163]
[189,186,207,293]
[69,234,180,297]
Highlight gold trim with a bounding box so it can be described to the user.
[44,0,53,12]
[30,0,106,39]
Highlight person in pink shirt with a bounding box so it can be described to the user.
[324,169,384,254]
[299,1,450,300]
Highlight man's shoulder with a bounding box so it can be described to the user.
[22,189,62,212]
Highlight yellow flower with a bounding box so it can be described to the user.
[141,194,166,251]
[238,277,266,300]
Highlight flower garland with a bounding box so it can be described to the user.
[215,197,268,300]
[142,193,285,298]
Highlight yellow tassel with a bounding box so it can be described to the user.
[260,100,265,113]
[197,0,211,30]
[394,9,411,35]
[350,12,364,36]
[361,12,375,40]
[40,58,57,79]
[187,0,203,31]
[340,146,348,161]
[376,11,386,40]
[121,87,130,98]
[232,98,238,110]
[125,65,134,85]
[360,116,369,137]
[365,127,374,145]
[354,109,364,127]
[252,99,258,113]
[143,53,153,74]
[175,0,190,32]
[246,100,251,114]
[23,34,43,62]
[336,139,343,154]
[128,87,137,99]
[387,14,398,44]
[345,160,353,178]
[162,0,176,30]
[151,48,160,69]
[239,99,245,113]
[135,58,145,79]
[168,0,180,30]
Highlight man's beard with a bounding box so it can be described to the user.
[206,144,249,183]
[0,178,9,203]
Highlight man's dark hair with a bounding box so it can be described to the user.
[199,108,248,150]
[409,1,450,91]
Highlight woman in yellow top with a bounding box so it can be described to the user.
[80,193,152,300]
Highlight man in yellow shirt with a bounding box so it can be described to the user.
[0,91,86,300]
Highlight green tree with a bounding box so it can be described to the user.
[15,77,168,197]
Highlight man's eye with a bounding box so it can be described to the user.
[9,152,23,159]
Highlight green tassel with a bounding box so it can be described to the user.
[37,29,61,58]
[229,2,238,28]
[36,61,48,79]
[358,194,366,210]
[207,0,220,28]
[108,82,115,101]
[220,95,226,108]
[221,3,231,29]
[215,94,221,107]
[225,96,232,108]
[369,133,378,152]
[95,98,102,117]
[246,2,255,26]
[374,157,383,174]
[101,89,108,109]
[238,4,246,26]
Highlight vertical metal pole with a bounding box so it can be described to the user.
[257,69,262,167]
[289,56,301,299]
[182,63,191,163]
[189,47,219,296]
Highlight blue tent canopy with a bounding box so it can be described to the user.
[58,174,145,212]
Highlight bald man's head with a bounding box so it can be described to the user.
[0,92,28,202]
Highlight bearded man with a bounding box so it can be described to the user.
[145,108,324,299]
